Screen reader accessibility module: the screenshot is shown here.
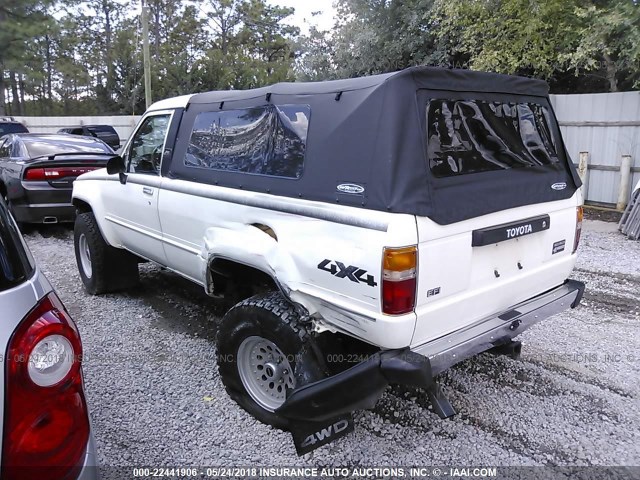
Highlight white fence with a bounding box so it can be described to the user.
[14,90,640,209]
[550,91,640,208]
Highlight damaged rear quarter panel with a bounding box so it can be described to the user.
[157,177,418,348]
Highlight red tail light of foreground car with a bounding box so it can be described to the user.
[2,292,89,480]
[23,166,99,181]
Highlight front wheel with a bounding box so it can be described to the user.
[74,211,139,294]
[216,292,325,429]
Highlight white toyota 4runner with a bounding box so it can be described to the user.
[72,67,585,454]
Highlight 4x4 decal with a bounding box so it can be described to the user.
[317,259,377,287]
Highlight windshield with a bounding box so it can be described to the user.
[0,123,28,135]
[427,99,560,178]
[23,136,113,157]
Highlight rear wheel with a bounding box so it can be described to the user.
[216,292,325,429]
[74,211,139,294]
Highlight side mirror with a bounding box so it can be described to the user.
[106,155,125,175]
[106,155,127,184]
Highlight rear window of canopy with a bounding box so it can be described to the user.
[427,99,560,178]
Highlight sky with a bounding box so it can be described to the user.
[268,0,337,34]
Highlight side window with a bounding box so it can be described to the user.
[0,139,9,158]
[185,104,309,179]
[126,114,170,174]
[11,140,24,158]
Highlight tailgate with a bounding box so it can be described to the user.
[412,199,580,346]
[411,92,581,347]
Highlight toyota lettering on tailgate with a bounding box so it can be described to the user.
[471,215,551,247]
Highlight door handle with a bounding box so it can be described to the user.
[142,187,154,196]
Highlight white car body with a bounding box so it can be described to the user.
[72,69,586,449]
[73,98,582,354]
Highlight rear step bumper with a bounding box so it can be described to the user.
[414,279,585,375]
[277,279,584,423]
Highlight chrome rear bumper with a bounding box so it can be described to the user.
[412,279,585,375]
[276,279,584,455]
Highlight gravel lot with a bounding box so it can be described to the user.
[23,220,639,470]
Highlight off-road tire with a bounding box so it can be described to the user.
[216,291,325,430]
[74,211,139,295]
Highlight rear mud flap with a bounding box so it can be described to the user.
[278,349,443,455]
[289,414,355,455]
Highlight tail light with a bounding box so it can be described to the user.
[382,246,417,315]
[24,166,98,181]
[2,292,89,480]
[573,206,583,254]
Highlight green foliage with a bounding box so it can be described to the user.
[295,0,639,92]
[295,24,337,81]
[198,0,298,90]
[430,0,640,91]
[332,0,437,76]
[295,0,440,80]
[1,0,638,116]
[561,0,640,91]
[0,0,53,65]
[433,0,582,78]
[0,0,299,115]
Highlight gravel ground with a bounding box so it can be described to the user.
[23,222,640,470]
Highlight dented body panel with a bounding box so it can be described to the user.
[72,66,583,361]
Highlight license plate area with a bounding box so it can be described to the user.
[472,214,550,247]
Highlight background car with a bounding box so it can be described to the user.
[0,197,96,480]
[58,125,120,150]
[0,133,114,225]
[0,117,28,136]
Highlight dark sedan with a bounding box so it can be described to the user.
[0,134,114,225]
[58,125,121,150]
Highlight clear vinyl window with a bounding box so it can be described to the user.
[427,99,559,177]
[184,104,310,179]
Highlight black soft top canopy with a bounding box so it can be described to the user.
[189,67,550,102]
[168,67,579,225]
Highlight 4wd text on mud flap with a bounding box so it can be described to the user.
[300,419,350,449]
[317,259,377,287]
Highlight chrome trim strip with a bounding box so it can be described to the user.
[106,213,201,255]
[104,216,204,285]
[172,179,390,232]
[412,282,582,375]
[127,175,163,188]
[78,174,390,232]
[162,234,201,255]
[104,215,163,242]
[16,202,73,208]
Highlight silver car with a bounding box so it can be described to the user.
[0,197,96,479]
